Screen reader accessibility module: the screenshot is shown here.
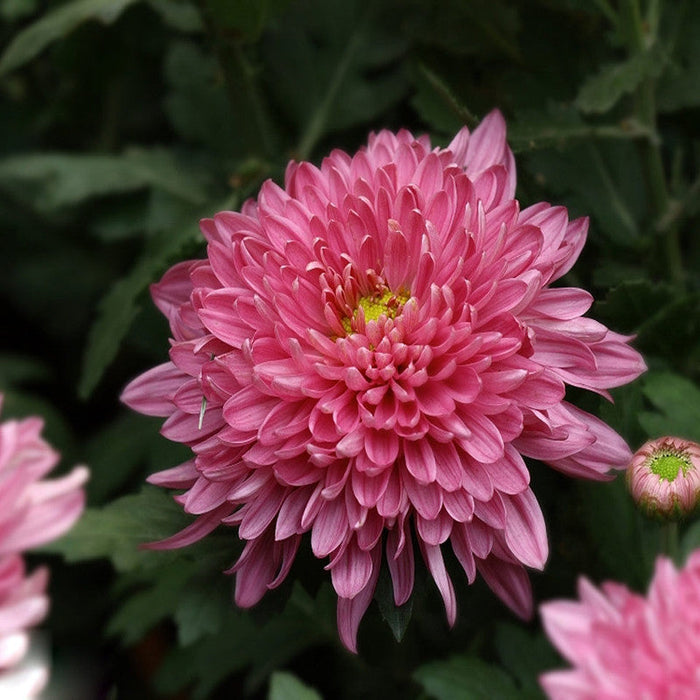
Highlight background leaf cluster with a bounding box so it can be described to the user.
[1,0,699,697]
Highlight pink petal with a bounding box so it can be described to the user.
[121,363,186,417]
[420,542,456,626]
[386,526,415,606]
[502,488,548,569]
[336,545,381,653]
[330,539,374,599]
[478,556,533,619]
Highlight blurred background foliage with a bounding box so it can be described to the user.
[0,0,699,697]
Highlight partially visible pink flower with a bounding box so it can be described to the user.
[540,550,700,700]
[627,436,700,519]
[123,110,646,651]
[0,555,48,696]
[0,397,88,693]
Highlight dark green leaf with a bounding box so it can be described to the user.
[164,41,244,153]
[155,582,332,699]
[0,354,50,385]
[402,0,520,59]
[77,257,155,400]
[595,280,674,333]
[510,108,652,153]
[640,372,700,442]
[155,608,259,699]
[264,0,408,159]
[598,383,648,450]
[243,583,334,693]
[525,141,643,246]
[414,655,520,700]
[107,564,194,644]
[635,294,700,363]
[375,566,413,642]
[658,2,700,112]
[0,0,38,21]
[0,149,208,212]
[410,64,475,136]
[204,0,291,40]
[681,520,700,560]
[575,44,667,114]
[174,576,231,646]
[40,486,191,572]
[147,0,202,32]
[78,195,233,398]
[0,0,140,75]
[84,413,189,503]
[268,672,322,700]
[494,623,558,696]
[578,476,659,586]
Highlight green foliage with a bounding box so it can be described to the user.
[203,0,291,40]
[681,519,700,561]
[410,64,474,137]
[575,44,667,114]
[0,148,208,212]
[578,477,660,588]
[78,194,233,398]
[375,566,414,642]
[107,563,197,644]
[263,0,409,158]
[0,0,141,74]
[414,655,520,700]
[640,372,700,442]
[0,0,38,21]
[84,413,188,502]
[41,486,192,571]
[268,671,323,700]
[154,583,335,699]
[657,1,700,111]
[596,280,675,333]
[0,353,49,385]
[525,140,645,246]
[164,41,241,153]
[146,0,202,32]
[494,623,557,697]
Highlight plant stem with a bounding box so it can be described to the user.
[663,521,679,564]
[624,0,685,286]
[197,1,275,159]
[296,25,364,161]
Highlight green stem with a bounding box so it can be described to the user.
[197,1,275,159]
[624,0,685,286]
[621,0,646,51]
[663,521,679,564]
[296,26,365,161]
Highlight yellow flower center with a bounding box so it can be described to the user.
[342,289,410,334]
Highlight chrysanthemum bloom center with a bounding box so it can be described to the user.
[342,288,410,334]
[646,447,693,482]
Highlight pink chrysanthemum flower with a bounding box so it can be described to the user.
[0,397,88,693]
[540,550,700,699]
[122,111,645,650]
[627,436,700,520]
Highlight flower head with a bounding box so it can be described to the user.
[122,110,645,650]
[0,397,88,692]
[540,550,700,699]
[627,436,700,519]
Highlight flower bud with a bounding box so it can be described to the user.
[627,436,700,520]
